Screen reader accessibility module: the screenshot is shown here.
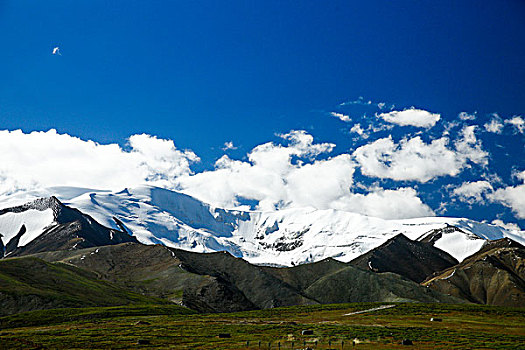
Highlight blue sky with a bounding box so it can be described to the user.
[1,1,524,227]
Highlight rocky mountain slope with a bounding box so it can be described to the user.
[349,233,459,283]
[422,238,525,307]
[0,196,136,258]
[262,257,462,304]
[32,243,263,313]
[29,242,463,314]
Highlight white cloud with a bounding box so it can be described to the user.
[176,130,432,218]
[0,129,198,196]
[338,97,388,110]
[452,181,493,203]
[339,97,372,106]
[442,121,461,136]
[491,219,521,232]
[484,117,503,134]
[453,125,489,166]
[222,141,237,151]
[349,123,369,139]
[353,126,488,182]
[377,107,440,128]
[0,129,437,220]
[488,170,525,219]
[330,112,351,122]
[128,134,199,186]
[452,172,525,220]
[354,137,457,182]
[177,130,349,211]
[332,187,434,219]
[283,155,357,210]
[349,122,393,141]
[504,116,524,133]
[458,112,476,121]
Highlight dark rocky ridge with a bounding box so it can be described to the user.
[477,237,524,254]
[1,197,137,257]
[4,225,27,255]
[349,234,459,283]
[29,243,315,313]
[171,247,316,309]
[29,242,464,314]
[34,243,261,313]
[416,224,480,244]
[263,256,463,304]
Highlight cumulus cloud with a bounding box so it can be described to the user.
[353,126,488,182]
[0,128,442,220]
[452,172,525,220]
[490,219,521,232]
[177,130,349,211]
[354,137,456,182]
[488,170,525,219]
[458,112,476,121]
[505,116,524,133]
[454,125,489,166]
[331,187,434,219]
[222,141,238,151]
[349,123,369,139]
[484,117,503,134]
[176,130,432,218]
[330,112,351,122]
[442,120,461,136]
[349,122,393,141]
[128,133,199,185]
[452,181,493,203]
[0,129,198,196]
[377,107,440,128]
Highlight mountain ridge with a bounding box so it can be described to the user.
[21,242,465,315]
[0,195,137,258]
[349,233,459,283]
[422,238,525,307]
[1,185,523,265]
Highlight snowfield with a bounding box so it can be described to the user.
[1,185,523,265]
[0,208,54,247]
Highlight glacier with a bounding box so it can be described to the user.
[1,185,523,266]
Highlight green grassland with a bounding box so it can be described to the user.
[0,257,169,316]
[0,303,523,349]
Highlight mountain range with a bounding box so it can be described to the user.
[0,185,524,315]
[2,185,523,264]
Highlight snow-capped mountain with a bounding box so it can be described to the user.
[1,185,523,265]
[0,194,136,257]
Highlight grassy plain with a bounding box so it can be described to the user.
[0,303,523,349]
